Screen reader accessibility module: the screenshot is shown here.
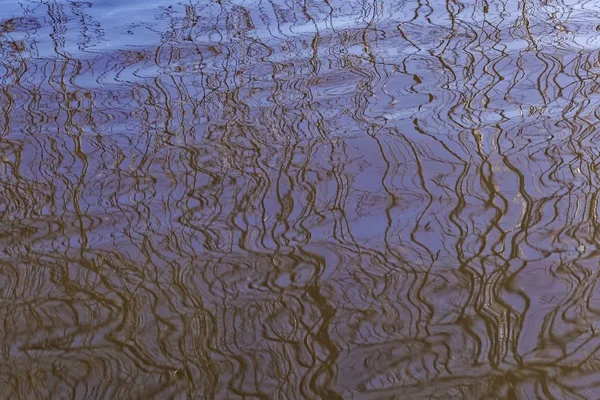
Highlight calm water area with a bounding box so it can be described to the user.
[1,0,600,398]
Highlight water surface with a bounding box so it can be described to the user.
[2,0,600,398]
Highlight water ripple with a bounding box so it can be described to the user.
[4,0,600,398]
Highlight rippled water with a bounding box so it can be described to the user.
[3,0,600,398]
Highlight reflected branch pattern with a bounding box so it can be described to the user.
[1,0,600,398]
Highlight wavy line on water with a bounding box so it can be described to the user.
[4,0,600,398]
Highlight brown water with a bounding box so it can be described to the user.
[2,0,600,398]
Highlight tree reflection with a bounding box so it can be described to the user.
[1,0,600,398]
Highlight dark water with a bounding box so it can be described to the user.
[2,0,600,398]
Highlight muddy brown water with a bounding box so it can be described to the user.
[1,0,600,398]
